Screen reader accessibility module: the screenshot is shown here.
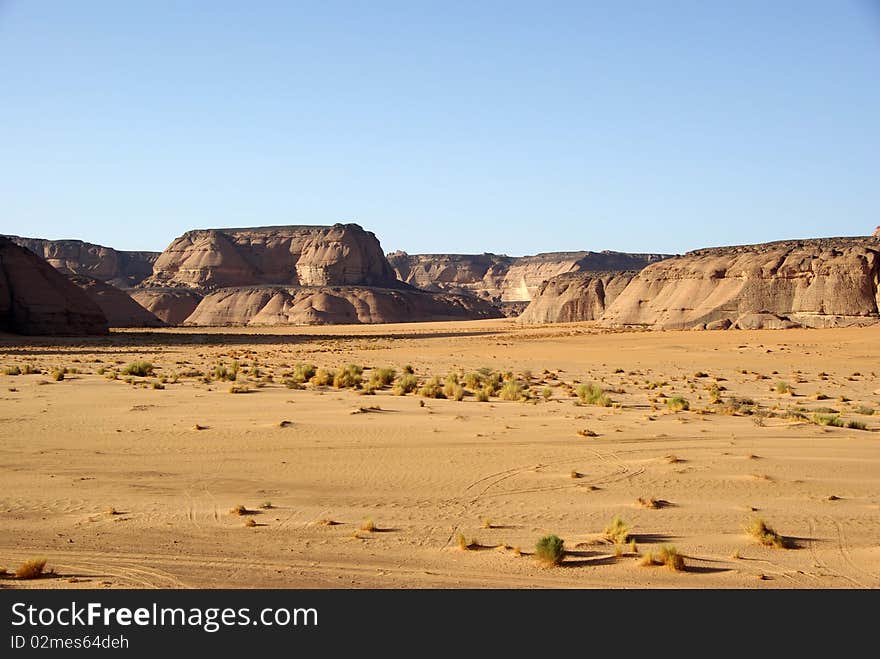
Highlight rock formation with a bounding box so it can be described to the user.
[387,251,667,307]
[183,286,501,326]
[518,271,638,324]
[600,237,880,329]
[67,275,164,327]
[138,224,502,325]
[144,224,397,290]
[5,235,158,288]
[0,237,109,335]
[128,289,204,325]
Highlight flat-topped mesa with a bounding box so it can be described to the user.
[4,235,158,288]
[143,223,398,291]
[0,237,109,335]
[387,250,667,305]
[600,235,880,329]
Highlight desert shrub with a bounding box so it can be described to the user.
[403,364,414,374]
[213,362,238,381]
[534,535,565,566]
[657,545,685,571]
[449,384,465,401]
[229,384,251,394]
[541,386,552,400]
[419,376,445,399]
[693,371,708,378]
[845,420,867,430]
[292,363,317,384]
[360,519,376,532]
[484,372,503,394]
[50,368,65,381]
[21,364,36,375]
[775,381,793,395]
[456,532,470,550]
[604,515,630,544]
[747,518,788,548]
[476,386,491,402]
[463,372,483,390]
[369,367,396,389]
[15,558,48,580]
[393,373,419,395]
[443,373,460,398]
[499,379,523,401]
[3,366,21,376]
[152,381,164,390]
[310,368,335,386]
[666,396,690,412]
[577,383,611,407]
[812,413,843,427]
[854,406,874,416]
[334,364,363,389]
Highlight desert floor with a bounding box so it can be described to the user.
[1,320,878,589]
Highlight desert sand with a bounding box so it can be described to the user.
[1,320,878,588]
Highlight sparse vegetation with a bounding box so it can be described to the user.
[577,383,611,407]
[747,518,788,549]
[657,545,685,571]
[534,534,565,566]
[845,420,867,430]
[457,531,469,550]
[291,363,317,384]
[419,376,445,399]
[775,381,793,395]
[666,396,689,412]
[229,505,249,516]
[369,367,396,389]
[51,368,65,381]
[229,384,251,394]
[812,413,844,427]
[334,364,363,389]
[360,518,376,532]
[393,373,419,395]
[122,361,154,377]
[15,558,48,580]
[3,366,21,376]
[603,515,630,545]
[310,368,335,386]
[499,379,523,401]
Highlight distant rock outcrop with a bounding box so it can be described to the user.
[67,275,164,328]
[183,285,502,326]
[144,224,398,290]
[600,237,880,329]
[0,237,109,335]
[5,235,158,288]
[387,251,667,308]
[128,289,204,325]
[518,271,638,324]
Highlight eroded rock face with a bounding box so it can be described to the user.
[0,237,108,335]
[128,289,204,325]
[388,251,667,304]
[145,224,398,290]
[601,237,880,329]
[67,275,164,328]
[5,235,158,288]
[183,286,503,326]
[518,272,638,324]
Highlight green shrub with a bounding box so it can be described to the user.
[3,366,21,376]
[775,381,793,395]
[369,367,396,389]
[393,373,419,395]
[476,386,491,402]
[603,515,630,544]
[534,535,565,566]
[50,368,65,382]
[812,413,844,427]
[464,372,483,390]
[666,396,690,412]
[310,368,334,386]
[577,383,611,407]
[122,361,154,377]
[499,379,523,401]
[292,363,317,384]
[419,376,445,399]
[443,373,460,399]
[334,364,363,389]
[845,420,867,430]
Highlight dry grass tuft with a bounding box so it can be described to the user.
[603,515,630,545]
[360,518,376,532]
[747,518,789,549]
[534,534,565,566]
[15,557,48,580]
[244,518,257,528]
[229,504,249,516]
[657,545,685,571]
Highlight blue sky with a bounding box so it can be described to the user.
[1,1,878,255]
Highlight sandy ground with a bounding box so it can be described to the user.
[1,320,878,589]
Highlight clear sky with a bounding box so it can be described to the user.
[1,1,878,256]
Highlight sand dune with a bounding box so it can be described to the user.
[1,321,878,588]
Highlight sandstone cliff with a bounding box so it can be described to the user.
[0,237,109,335]
[144,224,398,290]
[68,275,164,328]
[600,237,880,329]
[387,251,667,305]
[5,235,158,288]
[128,289,204,325]
[518,271,638,324]
[183,285,502,326]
